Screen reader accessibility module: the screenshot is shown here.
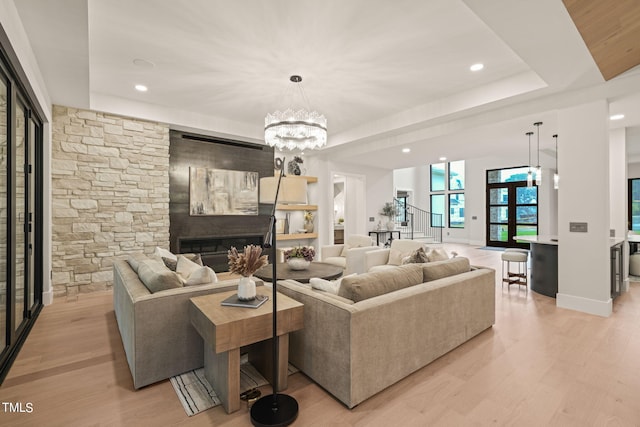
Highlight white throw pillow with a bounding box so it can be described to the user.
[176,255,218,285]
[387,249,409,266]
[310,273,355,294]
[154,246,177,261]
[184,266,218,286]
[427,247,449,262]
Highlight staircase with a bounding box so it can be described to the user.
[393,198,443,243]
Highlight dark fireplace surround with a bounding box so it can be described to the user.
[169,131,275,272]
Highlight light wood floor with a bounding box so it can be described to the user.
[2,244,639,426]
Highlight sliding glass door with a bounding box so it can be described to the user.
[0,48,44,383]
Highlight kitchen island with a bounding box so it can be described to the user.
[515,235,558,297]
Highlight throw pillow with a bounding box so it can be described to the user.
[387,248,409,266]
[162,253,203,271]
[161,257,178,271]
[401,247,429,265]
[137,259,183,293]
[154,246,177,261]
[426,247,449,262]
[309,273,356,295]
[184,266,218,286]
[176,255,218,285]
[176,255,201,278]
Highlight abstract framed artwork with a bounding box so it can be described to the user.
[189,167,258,216]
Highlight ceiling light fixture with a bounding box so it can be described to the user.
[470,63,484,71]
[526,131,534,188]
[610,114,625,120]
[264,75,327,151]
[553,134,559,190]
[402,148,411,153]
[135,84,148,92]
[439,156,447,161]
[533,122,542,186]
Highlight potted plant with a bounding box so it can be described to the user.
[227,245,268,300]
[380,202,398,230]
[284,246,315,270]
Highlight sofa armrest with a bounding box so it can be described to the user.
[365,248,390,271]
[345,246,380,275]
[321,244,345,260]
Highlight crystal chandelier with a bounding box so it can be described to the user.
[264,75,327,151]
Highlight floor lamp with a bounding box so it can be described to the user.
[252,160,307,426]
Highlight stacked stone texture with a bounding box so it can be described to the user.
[52,106,170,297]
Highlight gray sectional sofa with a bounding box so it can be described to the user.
[112,253,260,389]
[277,257,495,408]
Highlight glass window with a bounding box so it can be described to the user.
[430,194,445,227]
[448,160,465,190]
[489,188,508,205]
[430,163,445,191]
[490,206,509,223]
[490,224,509,242]
[629,179,640,231]
[516,206,537,224]
[449,193,464,228]
[487,166,531,184]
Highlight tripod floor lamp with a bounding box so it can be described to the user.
[252,159,307,426]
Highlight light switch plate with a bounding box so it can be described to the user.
[569,222,588,232]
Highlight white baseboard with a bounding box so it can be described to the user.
[556,293,612,317]
[43,290,54,306]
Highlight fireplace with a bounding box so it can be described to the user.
[177,235,264,272]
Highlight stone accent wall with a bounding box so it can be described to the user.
[51,105,170,297]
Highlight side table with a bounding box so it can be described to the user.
[189,289,303,413]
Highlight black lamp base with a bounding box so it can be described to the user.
[250,393,299,427]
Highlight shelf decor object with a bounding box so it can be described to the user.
[253,158,305,426]
[264,75,327,151]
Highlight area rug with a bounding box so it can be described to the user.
[478,246,506,251]
[170,360,298,416]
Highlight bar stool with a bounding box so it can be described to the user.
[502,248,529,292]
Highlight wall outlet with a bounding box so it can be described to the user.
[472,216,477,220]
[369,217,375,222]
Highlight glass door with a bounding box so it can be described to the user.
[486,167,538,248]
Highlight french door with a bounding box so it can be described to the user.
[0,48,44,384]
[486,167,538,249]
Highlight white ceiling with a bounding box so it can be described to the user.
[13,0,640,168]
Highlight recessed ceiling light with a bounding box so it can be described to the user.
[470,63,484,72]
[402,148,411,153]
[439,157,447,161]
[610,114,625,120]
[135,84,148,92]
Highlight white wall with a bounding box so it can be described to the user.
[557,100,612,317]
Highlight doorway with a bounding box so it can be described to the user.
[332,172,366,242]
[486,167,538,249]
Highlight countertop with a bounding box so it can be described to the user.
[516,234,625,246]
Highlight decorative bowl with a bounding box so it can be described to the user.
[287,258,310,270]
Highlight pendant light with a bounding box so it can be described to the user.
[533,122,542,185]
[526,131,534,188]
[553,134,559,190]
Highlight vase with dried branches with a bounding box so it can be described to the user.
[227,245,268,300]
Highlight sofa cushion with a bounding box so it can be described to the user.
[137,259,184,293]
[338,264,423,302]
[422,257,470,282]
[126,253,149,273]
[340,235,373,257]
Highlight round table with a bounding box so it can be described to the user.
[253,262,343,283]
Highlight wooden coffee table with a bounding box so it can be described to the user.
[189,289,303,414]
[253,261,343,283]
